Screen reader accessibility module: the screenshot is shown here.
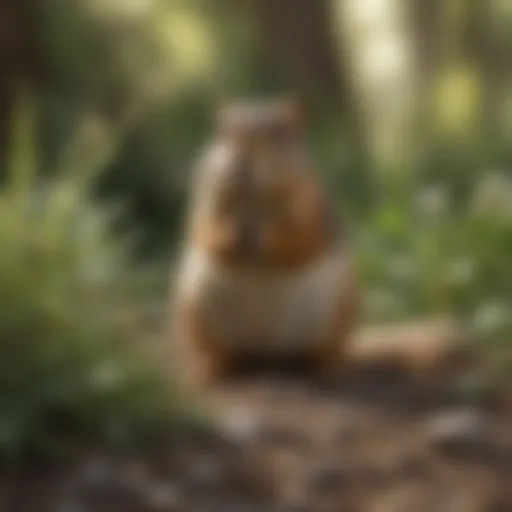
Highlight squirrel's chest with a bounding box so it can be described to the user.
[178,250,346,349]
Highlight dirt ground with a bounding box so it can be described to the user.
[1,322,511,512]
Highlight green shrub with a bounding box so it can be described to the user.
[0,99,186,462]
[354,158,512,382]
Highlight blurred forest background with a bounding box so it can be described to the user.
[0,0,510,459]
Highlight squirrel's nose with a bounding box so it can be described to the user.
[234,218,259,262]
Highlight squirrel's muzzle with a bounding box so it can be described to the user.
[230,151,261,263]
[233,217,259,262]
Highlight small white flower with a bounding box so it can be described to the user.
[145,482,179,510]
[348,0,391,26]
[221,406,261,442]
[78,456,112,486]
[57,502,87,512]
[187,455,223,485]
[89,0,154,19]
[80,259,113,285]
[474,301,509,334]
[415,185,449,219]
[472,171,512,219]
[365,288,401,315]
[448,257,475,285]
[90,361,123,389]
[387,254,417,280]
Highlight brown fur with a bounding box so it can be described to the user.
[313,259,360,378]
[172,98,359,388]
[192,173,333,271]
[172,295,234,389]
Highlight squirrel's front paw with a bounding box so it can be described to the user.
[185,346,232,390]
[314,342,345,383]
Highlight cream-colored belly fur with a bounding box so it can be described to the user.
[175,247,349,352]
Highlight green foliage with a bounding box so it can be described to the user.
[355,150,512,380]
[26,0,512,388]
[0,100,185,462]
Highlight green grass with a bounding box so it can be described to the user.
[0,99,190,462]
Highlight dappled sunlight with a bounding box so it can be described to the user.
[333,0,415,168]
[471,171,512,221]
[434,64,483,137]
[0,0,510,509]
[502,92,512,138]
[155,5,218,84]
[87,0,156,19]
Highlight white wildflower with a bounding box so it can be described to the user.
[415,185,449,219]
[90,361,124,390]
[448,257,475,285]
[365,288,401,315]
[88,0,154,19]
[474,301,509,334]
[78,456,112,487]
[387,254,417,280]
[221,406,261,442]
[471,171,512,219]
[144,482,179,510]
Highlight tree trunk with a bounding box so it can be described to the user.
[235,0,366,164]
[408,0,443,93]
[0,0,47,167]
[463,0,506,145]
[239,0,349,106]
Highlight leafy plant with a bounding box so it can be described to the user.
[0,98,185,462]
[355,156,512,382]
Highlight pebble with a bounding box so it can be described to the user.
[77,456,113,488]
[144,482,179,510]
[370,485,433,512]
[118,462,150,492]
[184,454,227,490]
[424,408,492,456]
[258,424,309,450]
[221,407,262,443]
[392,455,427,480]
[306,463,350,493]
[332,412,361,443]
[57,502,89,512]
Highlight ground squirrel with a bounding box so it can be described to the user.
[171,97,359,388]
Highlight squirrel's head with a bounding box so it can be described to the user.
[190,97,334,270]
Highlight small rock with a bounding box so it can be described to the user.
[78,482,146,512]
[424,408,491,456]
[354,465,391,485]
[184,454,227,489]
[144,482,179,511]
[221,407,262,443]
[118,462,150,492]
[392,455,428,480]
[370,484,433,512]
[306,463,350,493]
[365,450,428,481]
[224,505,274,512]
[276,505,309,512]
[77,456,113,488]
[258,425,309,450]
[332,412,360,443]
[57,502,89,512]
